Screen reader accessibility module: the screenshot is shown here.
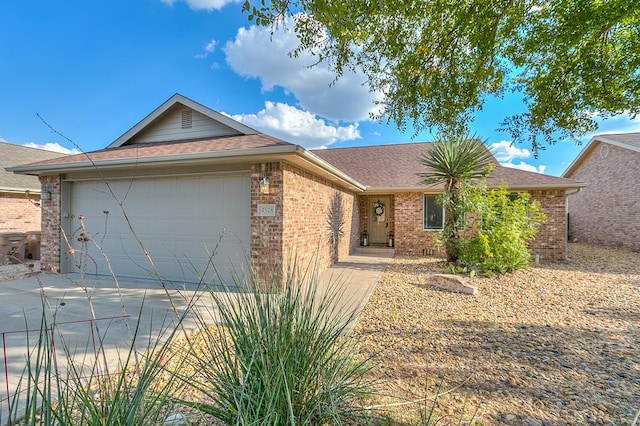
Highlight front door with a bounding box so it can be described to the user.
[368,196,390,245]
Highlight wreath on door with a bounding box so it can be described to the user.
[374,202,385,217]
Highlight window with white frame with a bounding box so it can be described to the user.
[423,194,444,230]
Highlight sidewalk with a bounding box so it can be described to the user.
[317,249,394,328]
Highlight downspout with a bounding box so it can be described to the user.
[564,188,583,261]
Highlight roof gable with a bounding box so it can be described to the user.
[563,132,640,177]
[108,94,258,148]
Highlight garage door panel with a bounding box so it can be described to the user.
[66,175,250,284]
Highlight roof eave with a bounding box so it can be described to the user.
[8,145,301,175]
[0,186,41,193]
[364,182,586,193]
[8,144,368,192]
[294,149,366,192]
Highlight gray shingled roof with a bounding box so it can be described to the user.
[0,142,66,192]
[312,142,583,190]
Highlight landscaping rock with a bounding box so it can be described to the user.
[427,273,477,295]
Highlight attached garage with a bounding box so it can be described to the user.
[9,94,367,289]
[63,173,251,285]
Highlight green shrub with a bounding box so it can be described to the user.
[458,183,546,273]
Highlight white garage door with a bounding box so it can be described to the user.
[65,174,250,286]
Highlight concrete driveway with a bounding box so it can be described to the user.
[0,250,392,422]
[0,272,217,422]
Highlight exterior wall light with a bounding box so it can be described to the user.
[259,177,270,195]
[41,186,52,201]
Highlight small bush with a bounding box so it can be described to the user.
[459,183,546,273]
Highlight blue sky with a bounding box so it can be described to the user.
[2,1,639,177]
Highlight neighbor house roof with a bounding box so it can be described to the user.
[563,132,640,177]
[0,142,66,193]
[312,142,584,192]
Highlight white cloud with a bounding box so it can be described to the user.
[22,142,80,155]
[195,39,217,59]
[0,136,7,142]
[227,101,361,148]
[160,0,239,11]
[223,19,383,122]
[501,161,547,174]
[489,140,531,162]
[489,140,546,173]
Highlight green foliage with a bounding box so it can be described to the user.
[458,183,546,273]
[245,0,640,153]
[418,133,493,262]
[176,269,374,425]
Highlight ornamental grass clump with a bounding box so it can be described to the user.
[4,294,190,426]
[176,265,374,425]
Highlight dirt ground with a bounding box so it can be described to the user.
[353,243,640,425]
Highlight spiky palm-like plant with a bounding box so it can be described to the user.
[418,134,494,262]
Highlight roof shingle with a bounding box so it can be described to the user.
[0,142,66,192]
[14,134,293,169]
[312,142,583,190]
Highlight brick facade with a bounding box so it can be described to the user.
[250,162,284,288]
[36,168,569,280]
[280,163,357,282]
[567,143,640,250]
[385,190,568,261]
[391,192,445,257]
[249,161,358,289]
[0,192,41,233]
[528,190,568,261]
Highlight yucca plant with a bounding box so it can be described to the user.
[418,133,494,262]
[175,263,375,425]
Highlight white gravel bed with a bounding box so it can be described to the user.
[353,243,640,425]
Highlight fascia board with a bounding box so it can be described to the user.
[365,182,587,193]
[8,145,301,175]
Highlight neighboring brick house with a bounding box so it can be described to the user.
[10,94,584,287]
[0,142,66,234]
[563,133,640,251]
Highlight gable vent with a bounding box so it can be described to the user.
[181,110,193,129]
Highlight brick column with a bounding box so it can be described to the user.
[250,162,283,290]
[38,175,62,273]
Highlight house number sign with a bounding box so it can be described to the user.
[257,204,276,217]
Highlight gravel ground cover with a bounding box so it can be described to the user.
[353,243,640,425]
